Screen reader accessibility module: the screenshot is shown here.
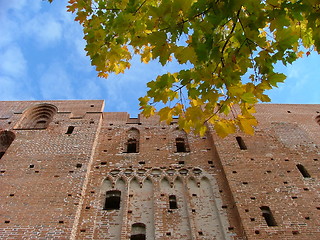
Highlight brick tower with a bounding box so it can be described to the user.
[0,100,319,239]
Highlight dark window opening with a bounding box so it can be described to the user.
[131,223,146,240]
[0,131,15,159]
[169,195,178,209]
[104,190,121,210]
[296,164,311,178]
[131,234,145,240]
[66,126,75,134]
[260,206,277,226]
[176,138,187,152]
[127,138,138,153]
[236,136,247,150]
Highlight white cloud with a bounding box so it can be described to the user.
[77,80,102,99]
[39,63,74,99]
[0,45,27,78]
[0,0,27,14]
[24,13,62,46]
[0,76,18,100]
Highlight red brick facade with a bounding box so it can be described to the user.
[0,101,319,239]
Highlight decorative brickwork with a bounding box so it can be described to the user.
[0,101,319,239]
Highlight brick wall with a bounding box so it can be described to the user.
[0,100,103,239]
[0,101,319,239]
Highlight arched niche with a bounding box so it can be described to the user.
[124,128,140,153]
[14,103,58,130]
[172,128,190,153]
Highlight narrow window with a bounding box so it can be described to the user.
[131,223,146,240]
[236,136,247,150]
[125,128,140,153]
[66,126,75,134]
[103,190,121,210]
[176,138,186,152]
[127,138,137,153]
[260,206,277,226]
[296,164,311,178]
[169,195,178,209]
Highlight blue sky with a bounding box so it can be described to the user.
[1,0,319,116]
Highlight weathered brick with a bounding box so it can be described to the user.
[0,101,319,239]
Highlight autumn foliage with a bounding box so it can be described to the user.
[52,0,320,136]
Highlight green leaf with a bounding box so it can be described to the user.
[51,0,320,137]
[268,73,286,87]
[241,92,257,104]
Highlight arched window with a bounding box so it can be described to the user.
[173,129,190,153]
[103,190,121,210]
[131,223,146,240]
[15,103,57,130]
[260,206,277,226]
[169,195,178,209]
[0,131,15,159]
[125,128,139,153]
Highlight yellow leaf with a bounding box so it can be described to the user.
[140,105,155,117]
[98,72,108,78]
[158,107,173,124]
[214,121,236,138]
[297,51,304,58]
[198,125,207,137]
[238,117,258,135]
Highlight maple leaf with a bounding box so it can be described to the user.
[47,0,320,136]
